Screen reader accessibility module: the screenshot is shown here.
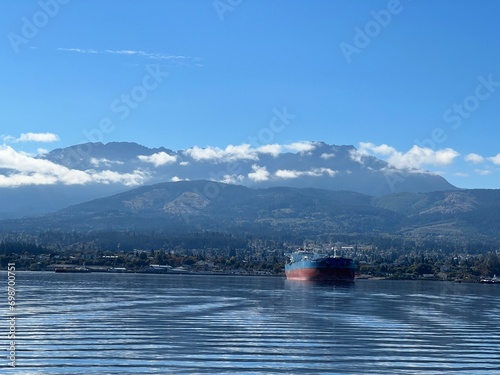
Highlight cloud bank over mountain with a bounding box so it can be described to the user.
[30,141,455,194]
[0,145,148,188]
[0,139,462,193]
[0,139,466,219]
[2,125,500,191]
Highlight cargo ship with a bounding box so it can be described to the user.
[285,248,356,282]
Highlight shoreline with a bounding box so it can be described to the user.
[5,269,489,283]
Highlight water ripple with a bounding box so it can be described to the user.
[1,273,499,374]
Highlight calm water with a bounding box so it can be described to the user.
[1,272,500,374]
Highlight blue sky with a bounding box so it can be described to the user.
[1,0,500,189]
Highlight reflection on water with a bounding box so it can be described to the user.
[1,272,499,374]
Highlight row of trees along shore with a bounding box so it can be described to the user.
[1,233,500,280]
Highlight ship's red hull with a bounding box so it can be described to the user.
[285,267,355,282]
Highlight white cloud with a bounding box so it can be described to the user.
[138,152,177,167]
[363,143,395,156]
[256,141,318,156]
[0,173,57,187]
[184,141,320,163]
[57,48,190,62]
[225,144,259,160]
[1,146,86,182]
[464,153,484,164]
[349,149,365,164]
[248,165,270,182]
[320,153,335,159]
[58,48,98,54]
[284,141,318,153]
[275,169,301,179]
[256,144,282,157]
[171,176,189,182]
[358,143,460,169]
[105,49,188,61]
[90,158,124,168]
[37,148,49,156]
[315,168,336,177]
[275,168,336,179]
[0,145,147,188]
[184,144,258,163]
[89,169,148,186]
[220,174,245,184]
[184,146,223,161]
[17,132,60,143]
[488,153,500,165]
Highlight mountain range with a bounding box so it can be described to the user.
[0,141,456,219]
[1,140,499,245]
[3,180,500,245]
